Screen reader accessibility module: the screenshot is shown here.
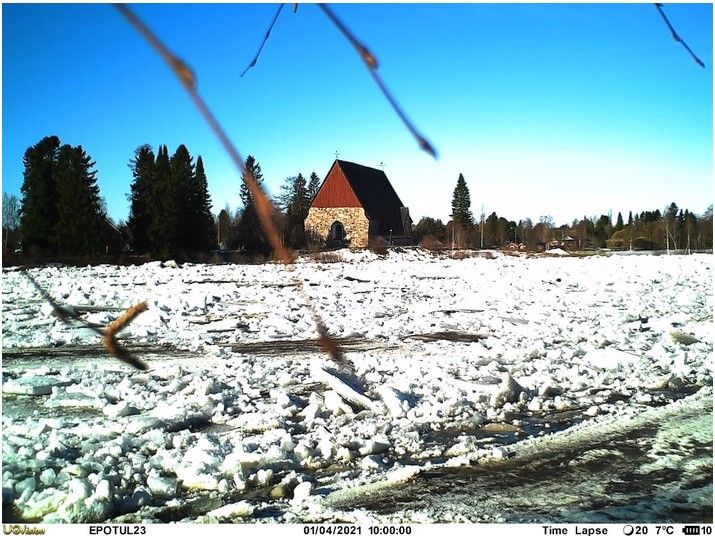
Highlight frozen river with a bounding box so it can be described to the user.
[2,250,712,523]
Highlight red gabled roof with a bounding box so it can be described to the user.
[311,161,361,208]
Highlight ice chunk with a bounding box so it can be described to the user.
[15,477,36,504]
[360,455,385,471]
[377,385,409,417]
[312,362,381,412]
[291,481,313,503]
[491,446,512,459]
[103,401,140,418]
[255,469,274,486]
[207,500,254,519]
[39,468,56,486]
[490,373,524,408]
[3,375,73,396]
[583,348,639,370]
[147,474,178,498]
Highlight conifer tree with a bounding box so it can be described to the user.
[189,156,216,250]
[168,144,193,253]
[238,155,268,253]
[614,212,624,232]
[54,144,105,255]
[127,144,156,253]
[150,145,172,256]
[450,173,473,248]
[280,173,310,248]
[20,135,61,252]
[307,172,321,201]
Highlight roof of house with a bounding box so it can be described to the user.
[313,160,409,235]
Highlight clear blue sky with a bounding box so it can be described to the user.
[3,3,712,226]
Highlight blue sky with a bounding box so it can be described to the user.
[3,3,712,226]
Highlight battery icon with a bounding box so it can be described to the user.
[683,527,701,535]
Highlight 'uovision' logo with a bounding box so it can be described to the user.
[2,526,46,535]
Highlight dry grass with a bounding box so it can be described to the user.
[312,251,343,263]
[419,234,443,252]
[450,250,475,260]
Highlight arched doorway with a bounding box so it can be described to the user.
[330,221,345,242]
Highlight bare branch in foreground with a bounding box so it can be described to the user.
[318,3,437,158]
[654,3,705,68]
[115,3,344,363]
[240,3,286,78]
[23,271,149,370]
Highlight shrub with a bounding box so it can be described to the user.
[419,234,443,252]
[368,237,388,256]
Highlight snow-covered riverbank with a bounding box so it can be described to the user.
[2,250,712,522]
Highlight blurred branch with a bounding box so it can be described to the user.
[23,271,149,370]
[115,3,344,363]
[654,3,705,68]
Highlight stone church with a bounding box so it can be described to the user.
[304,160,413,248]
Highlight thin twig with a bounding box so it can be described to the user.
[240,3,286,78]
[654,4,705,68]
[318,4,437,158]
[115,3,344,363]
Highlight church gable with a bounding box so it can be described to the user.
[311,162,362,208]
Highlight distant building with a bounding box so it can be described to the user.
[304,160,412,248]
[102,218,123,254]
[560,235,578,251]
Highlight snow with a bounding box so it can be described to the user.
[1,250,712,522]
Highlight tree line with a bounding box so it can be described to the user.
[5,136,324,258]
[216,165,321,253]
[414,174,713,252]
[127,143,215,257]
[5,137,712,257]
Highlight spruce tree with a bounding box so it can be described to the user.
[190,156,216,250]
[168,144,193,253]
[451,173,474,229]
[283,173,310,248]
[307,171,321,201]
[20,135,61,252]
[150,145,172,256]
[238,155,268,253]
[615,212,624,232]
[54,144,105,255]
[127,144,156,253]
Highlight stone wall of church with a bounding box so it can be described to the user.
[305,207,370,248]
